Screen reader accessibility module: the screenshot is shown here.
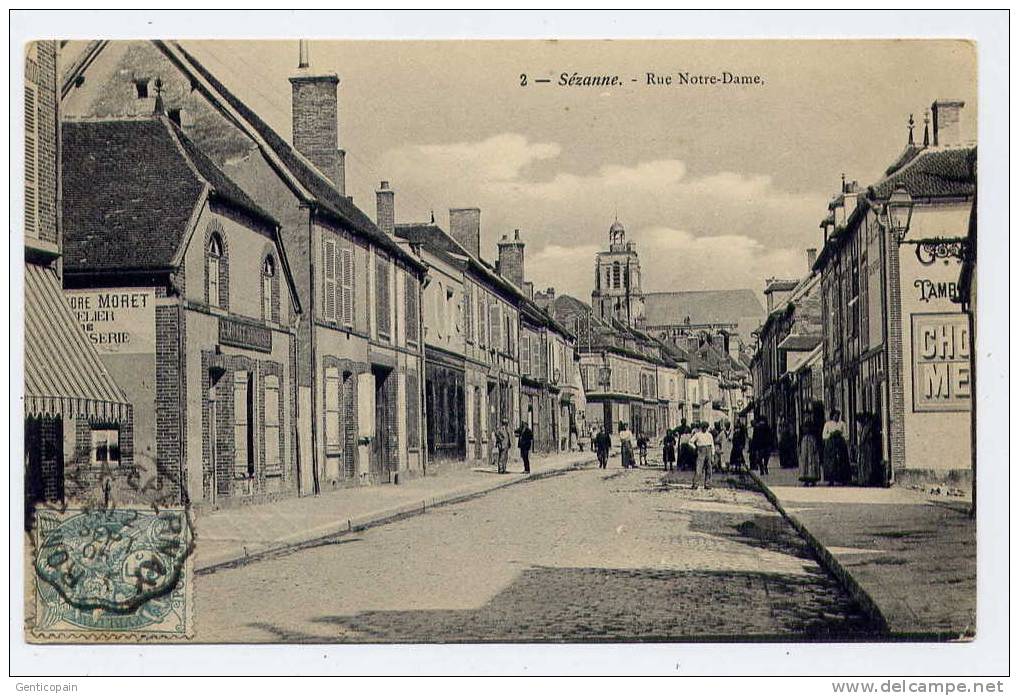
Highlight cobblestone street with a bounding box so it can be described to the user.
[195,467,881,642]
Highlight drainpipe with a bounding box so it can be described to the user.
[307,208,320,495]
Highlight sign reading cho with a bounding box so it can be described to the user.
[911,312,971,412]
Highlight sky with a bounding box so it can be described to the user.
[180,39,977,301]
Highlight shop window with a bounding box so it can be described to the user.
[233,370,253,478]
[207,233,224,309]
[263,375,281,476]
[91,427,120,466]
[262,256,275,323]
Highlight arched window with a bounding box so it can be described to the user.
[262,255,275,322]
[207,233,223,308]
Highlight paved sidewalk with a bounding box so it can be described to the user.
[751,466,975,639]
[194,451,596,573]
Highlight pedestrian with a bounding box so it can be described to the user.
[515,421,534,474]
[594,426,611,469]
[495,418,511,474]
[729,422,747,472]
[678,428,696,471]
[636,432,649,467]
[822,409,850,485]
[750,417,774,475]
[662,430,676,471]
[798,413,822,486]
[690,422,715,490]
[856,412,884,487]
[618,422,636,469]
[711,423,724,471]
[778,420,798,469]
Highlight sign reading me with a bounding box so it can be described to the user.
[911,312,971,412]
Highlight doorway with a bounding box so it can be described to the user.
[372,365,396,482]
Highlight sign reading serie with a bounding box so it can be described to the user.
[911,312,971,412]
[65,289,155,355]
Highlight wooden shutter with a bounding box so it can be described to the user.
[478,292,487,348]
[521,334,531,375]
[324,367,341,454]
[264,375,281,476]
[375,254,391,339]
[405,271,419,344]
[323,239,337,321]
[24,82,38,238]
[490,302,500,352]
[340,246,354,326]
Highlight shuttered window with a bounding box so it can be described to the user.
[521,334,531,375]
[263,375,281,476]
[340,246,354,326]
[464,284,474,342]
[375,254,391,339]
[324,367,342,455]
[322,239,337,321]
[405,271,419,345]
[233,371,253,478]
[478,292,487,348]
[490,302,501,352]
[24,80,38,239]
[406,370,419,450]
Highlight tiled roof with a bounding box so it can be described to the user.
[62,117,277,272]
[165,41,424,271]
[870,146,977,200]
[644,289,765,329]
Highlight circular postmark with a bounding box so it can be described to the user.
[34,507,194,618]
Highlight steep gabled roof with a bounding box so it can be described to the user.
[644,289,765,329]
[153,41,425,272]
[62,117,301,311]
[869,145,977,201]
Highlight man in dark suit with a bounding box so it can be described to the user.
[516,422,534,474]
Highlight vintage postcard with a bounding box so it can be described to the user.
[19,30,988,661]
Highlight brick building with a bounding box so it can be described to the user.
[62,40,428,493]
[61,116,303,509]
[23,40,133,526]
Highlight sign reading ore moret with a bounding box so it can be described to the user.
[66,289,155,355]
[911,312,971,412]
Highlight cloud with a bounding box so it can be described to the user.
[371,133,826,300]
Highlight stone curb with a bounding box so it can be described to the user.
[747,471,891,635]
[195,457,596,575]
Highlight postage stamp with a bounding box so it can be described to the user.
[27,505,194,643]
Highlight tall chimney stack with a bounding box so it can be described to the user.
[497,228,526,288]
[376,180,394,236]
[932,99,965,147]
[449,208,481,259]
[289,40,346,195]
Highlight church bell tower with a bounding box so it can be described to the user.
[591,218,646,328]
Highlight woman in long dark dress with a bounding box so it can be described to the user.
[798,414,822,485]
[729,423,747,472]
[662,430,677,471]
[778,421,798,469]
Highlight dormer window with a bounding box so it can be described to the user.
[134,79,149,99]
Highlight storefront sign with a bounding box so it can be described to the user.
[66,289,155,355]
[911,312,971,412]
[914,278,960,303]
[219,317,272,353]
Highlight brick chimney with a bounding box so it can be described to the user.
[497,228,525,288]
[806,247,818,270]
[932,99,965,147]
[376,181,394,236]
[449,208,481,259]
[289,40,346,195]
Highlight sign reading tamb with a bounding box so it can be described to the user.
[911,312,971,412]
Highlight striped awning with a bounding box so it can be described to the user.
[24,263,130,421]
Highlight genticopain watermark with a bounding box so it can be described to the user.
[15,684,78,693]
[833,681,1005,694]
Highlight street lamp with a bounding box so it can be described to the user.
[884,187,914,241]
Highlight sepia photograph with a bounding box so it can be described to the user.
[9,9,1009,682]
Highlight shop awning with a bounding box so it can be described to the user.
[24,264,130,421]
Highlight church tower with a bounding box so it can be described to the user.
[591,218,646,327]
